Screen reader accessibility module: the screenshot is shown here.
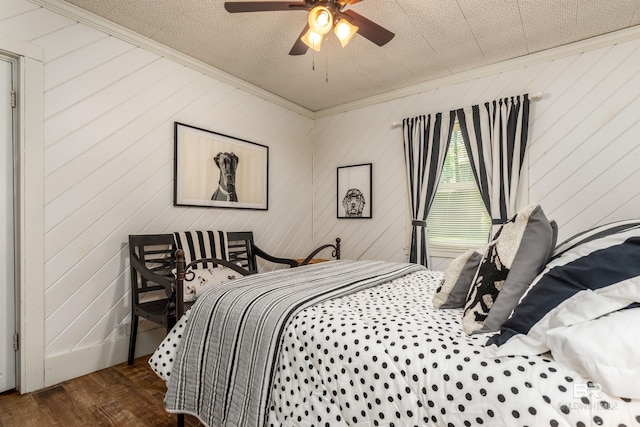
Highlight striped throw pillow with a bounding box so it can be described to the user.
[173,231,230,269]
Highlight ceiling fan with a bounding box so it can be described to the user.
[224,0,395,55]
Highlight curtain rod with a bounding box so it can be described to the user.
[391,92,545,129]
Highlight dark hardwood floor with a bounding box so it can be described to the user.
[0,355,203,426]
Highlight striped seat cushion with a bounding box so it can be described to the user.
[173,231,230,269]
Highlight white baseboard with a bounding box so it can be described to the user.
[44,328,166,388]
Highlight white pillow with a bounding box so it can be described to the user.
[545,307,640,399]
[176,266,241,301]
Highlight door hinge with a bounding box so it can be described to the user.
[10,90,16,108]
[13,333,19,351]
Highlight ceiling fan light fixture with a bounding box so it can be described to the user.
[334,19,358,47]
[301,28,323,52]
[224,1,396,56]
[308,6,333,35]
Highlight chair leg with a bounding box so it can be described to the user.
[177,413,185,427]
[128,314,139,365]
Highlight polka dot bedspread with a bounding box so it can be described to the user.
[151,269,640,427]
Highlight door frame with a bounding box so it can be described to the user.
[0,53,17,393]
[0,33,45,394]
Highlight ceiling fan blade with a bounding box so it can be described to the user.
[289,24,310,55]
[224,1,308,13]
[343,9,394,47]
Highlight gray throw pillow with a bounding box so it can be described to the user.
[463,204,556,334]
[433,247,485,309]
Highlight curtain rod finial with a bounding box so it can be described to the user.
[530,92,546,101]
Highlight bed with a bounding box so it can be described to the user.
[150,208,640,427]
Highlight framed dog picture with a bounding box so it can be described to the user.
[337,163,372,219]
[174,122,268,210]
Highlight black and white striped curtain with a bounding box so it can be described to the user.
[456,95,530,237]
[402,112,455,268]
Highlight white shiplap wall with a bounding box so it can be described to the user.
[3,0,640,390]
[1,0,315,384]
[313,36,640,269]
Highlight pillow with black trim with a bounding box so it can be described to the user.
[552,219,640,258]
[462,204,555,334]
[485,220,640,356]
[433,247,486,309]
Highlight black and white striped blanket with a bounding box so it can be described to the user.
[164,259,424,427]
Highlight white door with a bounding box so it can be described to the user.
[0,57,16,393]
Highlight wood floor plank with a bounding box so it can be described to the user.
[0,356,203,427]
[0,392,49,426]
[32,385,86,425]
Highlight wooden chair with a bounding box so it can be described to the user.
[127,231,341,364]
[128,234,182,365]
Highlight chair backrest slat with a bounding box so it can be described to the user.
[226,231,258,274]
[129,234,176,304]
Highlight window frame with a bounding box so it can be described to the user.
[426,119,530,257]
[426,119,491,254]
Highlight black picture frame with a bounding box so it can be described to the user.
[337,163,372,219]
[173,122,268,210]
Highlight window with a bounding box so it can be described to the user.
[426,120,491,249]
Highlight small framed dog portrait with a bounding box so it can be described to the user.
[337,163,372,219]
[174,122,268,210]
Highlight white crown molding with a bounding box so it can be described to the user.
[28,0,315,119]
[314,24,640,118]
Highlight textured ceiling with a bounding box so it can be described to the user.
[60,0,640,112]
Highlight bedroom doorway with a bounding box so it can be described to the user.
[0,55,16,393]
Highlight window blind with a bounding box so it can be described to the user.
[427,121,491,249]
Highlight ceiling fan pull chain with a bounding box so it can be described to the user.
[326,54,329,83]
